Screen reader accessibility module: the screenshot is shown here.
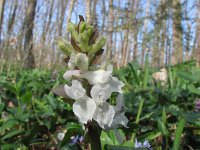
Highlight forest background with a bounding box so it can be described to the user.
[0,0,200,70]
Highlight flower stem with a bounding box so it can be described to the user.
[135,99,144,124]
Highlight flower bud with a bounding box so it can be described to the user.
[88,36,106,56]
[79,22,87,33]
[68,22,79,40]
[58,40,73,56]
[78,31,89,52]
[86,26,94,38]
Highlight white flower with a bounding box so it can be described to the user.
[64,80,96,124]
[58,132,65,141]
[68,52,88,72]
[90,86,126,129]
[63,64,128,129]
[73,96,96,124]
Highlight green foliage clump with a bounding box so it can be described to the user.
[0,69,83,149]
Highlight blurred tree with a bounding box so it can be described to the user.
[66,0,76,31]
[39,0,54,68]
[196,0,200,67]
[122,0,131,66]
[107,0,114,59]
[86,0,91,23]
[23,0,37,69]
[152,0,167,67]
[91,0,98,24]
[172,0,183,64]
[141,0,150,67]
[0,0,5,49]
[132,0,139,62]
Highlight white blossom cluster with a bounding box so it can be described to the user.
[63,52,128,130]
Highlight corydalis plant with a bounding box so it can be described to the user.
[56,16,128,149]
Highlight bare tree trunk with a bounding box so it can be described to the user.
[122,1,133,66]
[39,0,54,68]
[101,0,106,32]
[131,0,139,62]
[0,0,5,47]
[85,0,91,23]
[106,0,114,59]
[66,0,76,31]
[196,0,200,67]
[1,0,18,63]
[172,0,183,64]
[23,0,37,69]
[7,0,18,34]
[158,0,167,67]
[113,0,120,67]
[141,0,150,66]
[59,0,68,36]
[91,0,98,24]
[122,30,129,66]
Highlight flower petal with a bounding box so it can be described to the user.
[64,80,85,100]
[90,78,124,101]
[73,96,96,124]
[68,53,77,69]
[107,77,125,93]
[63,70,80,81]
[108,94,128,129]
[93,102,115,129]
[91,84,112,101]
[115,94,125,112]
[81,70,112,85]
[109,112,129,129]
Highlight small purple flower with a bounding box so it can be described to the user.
[70,135,84,145]
[135,139,142,148]
[195,99,200,112]
[135,139,152,149]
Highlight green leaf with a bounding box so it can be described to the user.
[162,107,167,124]
[187,85,200,95]
[128,63,140,86]
[172,118,185,150]
[104,144,144,150]
[0,102,5,113]
[1,130,24,140]
[1,144,19,150]
[21,91,32,104]
[145,130,162,140]
[158,119,168,136]
[168,66,174,87]
[176,71,196,82]
[0,119,19,132]
[143,53,149,89]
